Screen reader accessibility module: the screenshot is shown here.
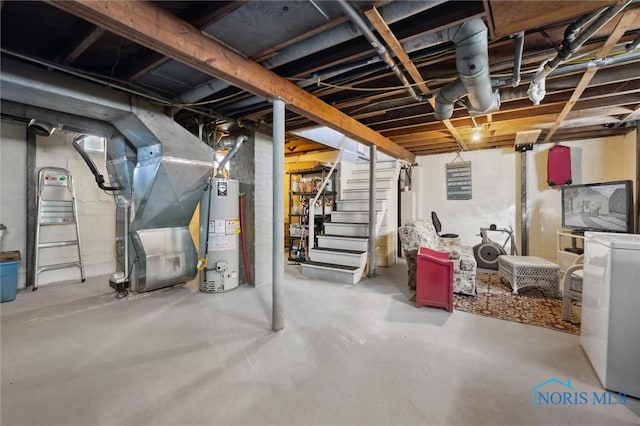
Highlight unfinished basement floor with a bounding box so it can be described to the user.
[2,260,639,426]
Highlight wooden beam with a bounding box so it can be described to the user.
[181,1,246,30]
[544,68,598,142]
[118,1,247,81]
[285,142,330,155]
[617,104,640,125]
[122,54,169,82]
[363,5,467,151]
[46,0,414,162]
[63,26,105,64]
[252,16,349,63]
[489,1,617,39]
[364,6,431,95]
[544,9,639,143]
[482,0,496,40]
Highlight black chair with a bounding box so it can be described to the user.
[431,211,459,238]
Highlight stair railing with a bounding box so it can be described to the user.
[308,149,344,255]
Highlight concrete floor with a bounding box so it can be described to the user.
[1,260,639,426]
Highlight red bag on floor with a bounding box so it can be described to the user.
[547,144,572,186]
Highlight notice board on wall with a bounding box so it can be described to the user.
[446,161,472,200]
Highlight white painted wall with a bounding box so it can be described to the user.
[413,131,637,262]
[0,120,28,287]
[253,132,274,287]
[416,148,517,249]
[0,121,116,289]
[527,133,636,261]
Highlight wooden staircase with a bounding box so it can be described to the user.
[301,160,398,284]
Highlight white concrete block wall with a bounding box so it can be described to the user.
[0,120,28,288]
[415,132,637,262]
[253,133,273,288]
[232,132,273,288]
[0,123,116,289]
[416,149,517,250]
[35,131,117,285]
[526,134,636,261]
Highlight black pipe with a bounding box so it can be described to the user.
[627,34,640,52]
[563,9,604,44]
[72,135,121,191]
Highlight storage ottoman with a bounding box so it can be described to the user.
[498,255,559,295]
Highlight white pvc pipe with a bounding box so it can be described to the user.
[272,98,285,332]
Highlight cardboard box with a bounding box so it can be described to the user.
[0,251,21,262]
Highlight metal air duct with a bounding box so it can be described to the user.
[27,119,56,136]
[433,18,500,120]
[215,134,248,178]
[1,58,216,293]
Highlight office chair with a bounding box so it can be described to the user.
[431,211,459,238]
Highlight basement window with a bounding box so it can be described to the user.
[79,135,105,153]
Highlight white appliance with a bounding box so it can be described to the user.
[581,232,640,398]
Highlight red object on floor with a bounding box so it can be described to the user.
[416,246,454,312]
[547,144,572,186]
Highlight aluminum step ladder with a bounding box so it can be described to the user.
[34,167,85,290]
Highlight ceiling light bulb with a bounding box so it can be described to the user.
[471,125,482,142]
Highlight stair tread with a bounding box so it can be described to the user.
[332,210,382,213]
[325,221,369,225]
[302,261,359,271]
[320,234,369,240]
[336,198,387,203]
[343,188,388,191]
[311,247,366,255]
[353,164,396,172]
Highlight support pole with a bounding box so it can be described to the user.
[636,122,639,233]
[26,129,37,288]
[272,98,285,331]
[368,145,377,277]
[520,151,529,255]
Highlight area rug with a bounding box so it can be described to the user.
[454,271,581,335]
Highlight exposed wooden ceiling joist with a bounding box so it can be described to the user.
[46,0,415,163]
[363,5,467,152]
[118,1,248,81]
[618,104,640,124]
[488,0,618,39]
[58,25,105,64]
[544,8,639,142]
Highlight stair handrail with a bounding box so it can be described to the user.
[308,148,344,254]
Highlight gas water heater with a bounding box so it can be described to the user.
[200,178,240,292]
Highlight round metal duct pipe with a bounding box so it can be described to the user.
[27,119,55,136]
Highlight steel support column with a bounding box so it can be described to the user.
[272,98,285,331]
[520,151,529,255]
[636,123,639,233]
[368,145,377,278]
[26,129,37,288]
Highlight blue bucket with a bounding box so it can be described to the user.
[0,260,19,303]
